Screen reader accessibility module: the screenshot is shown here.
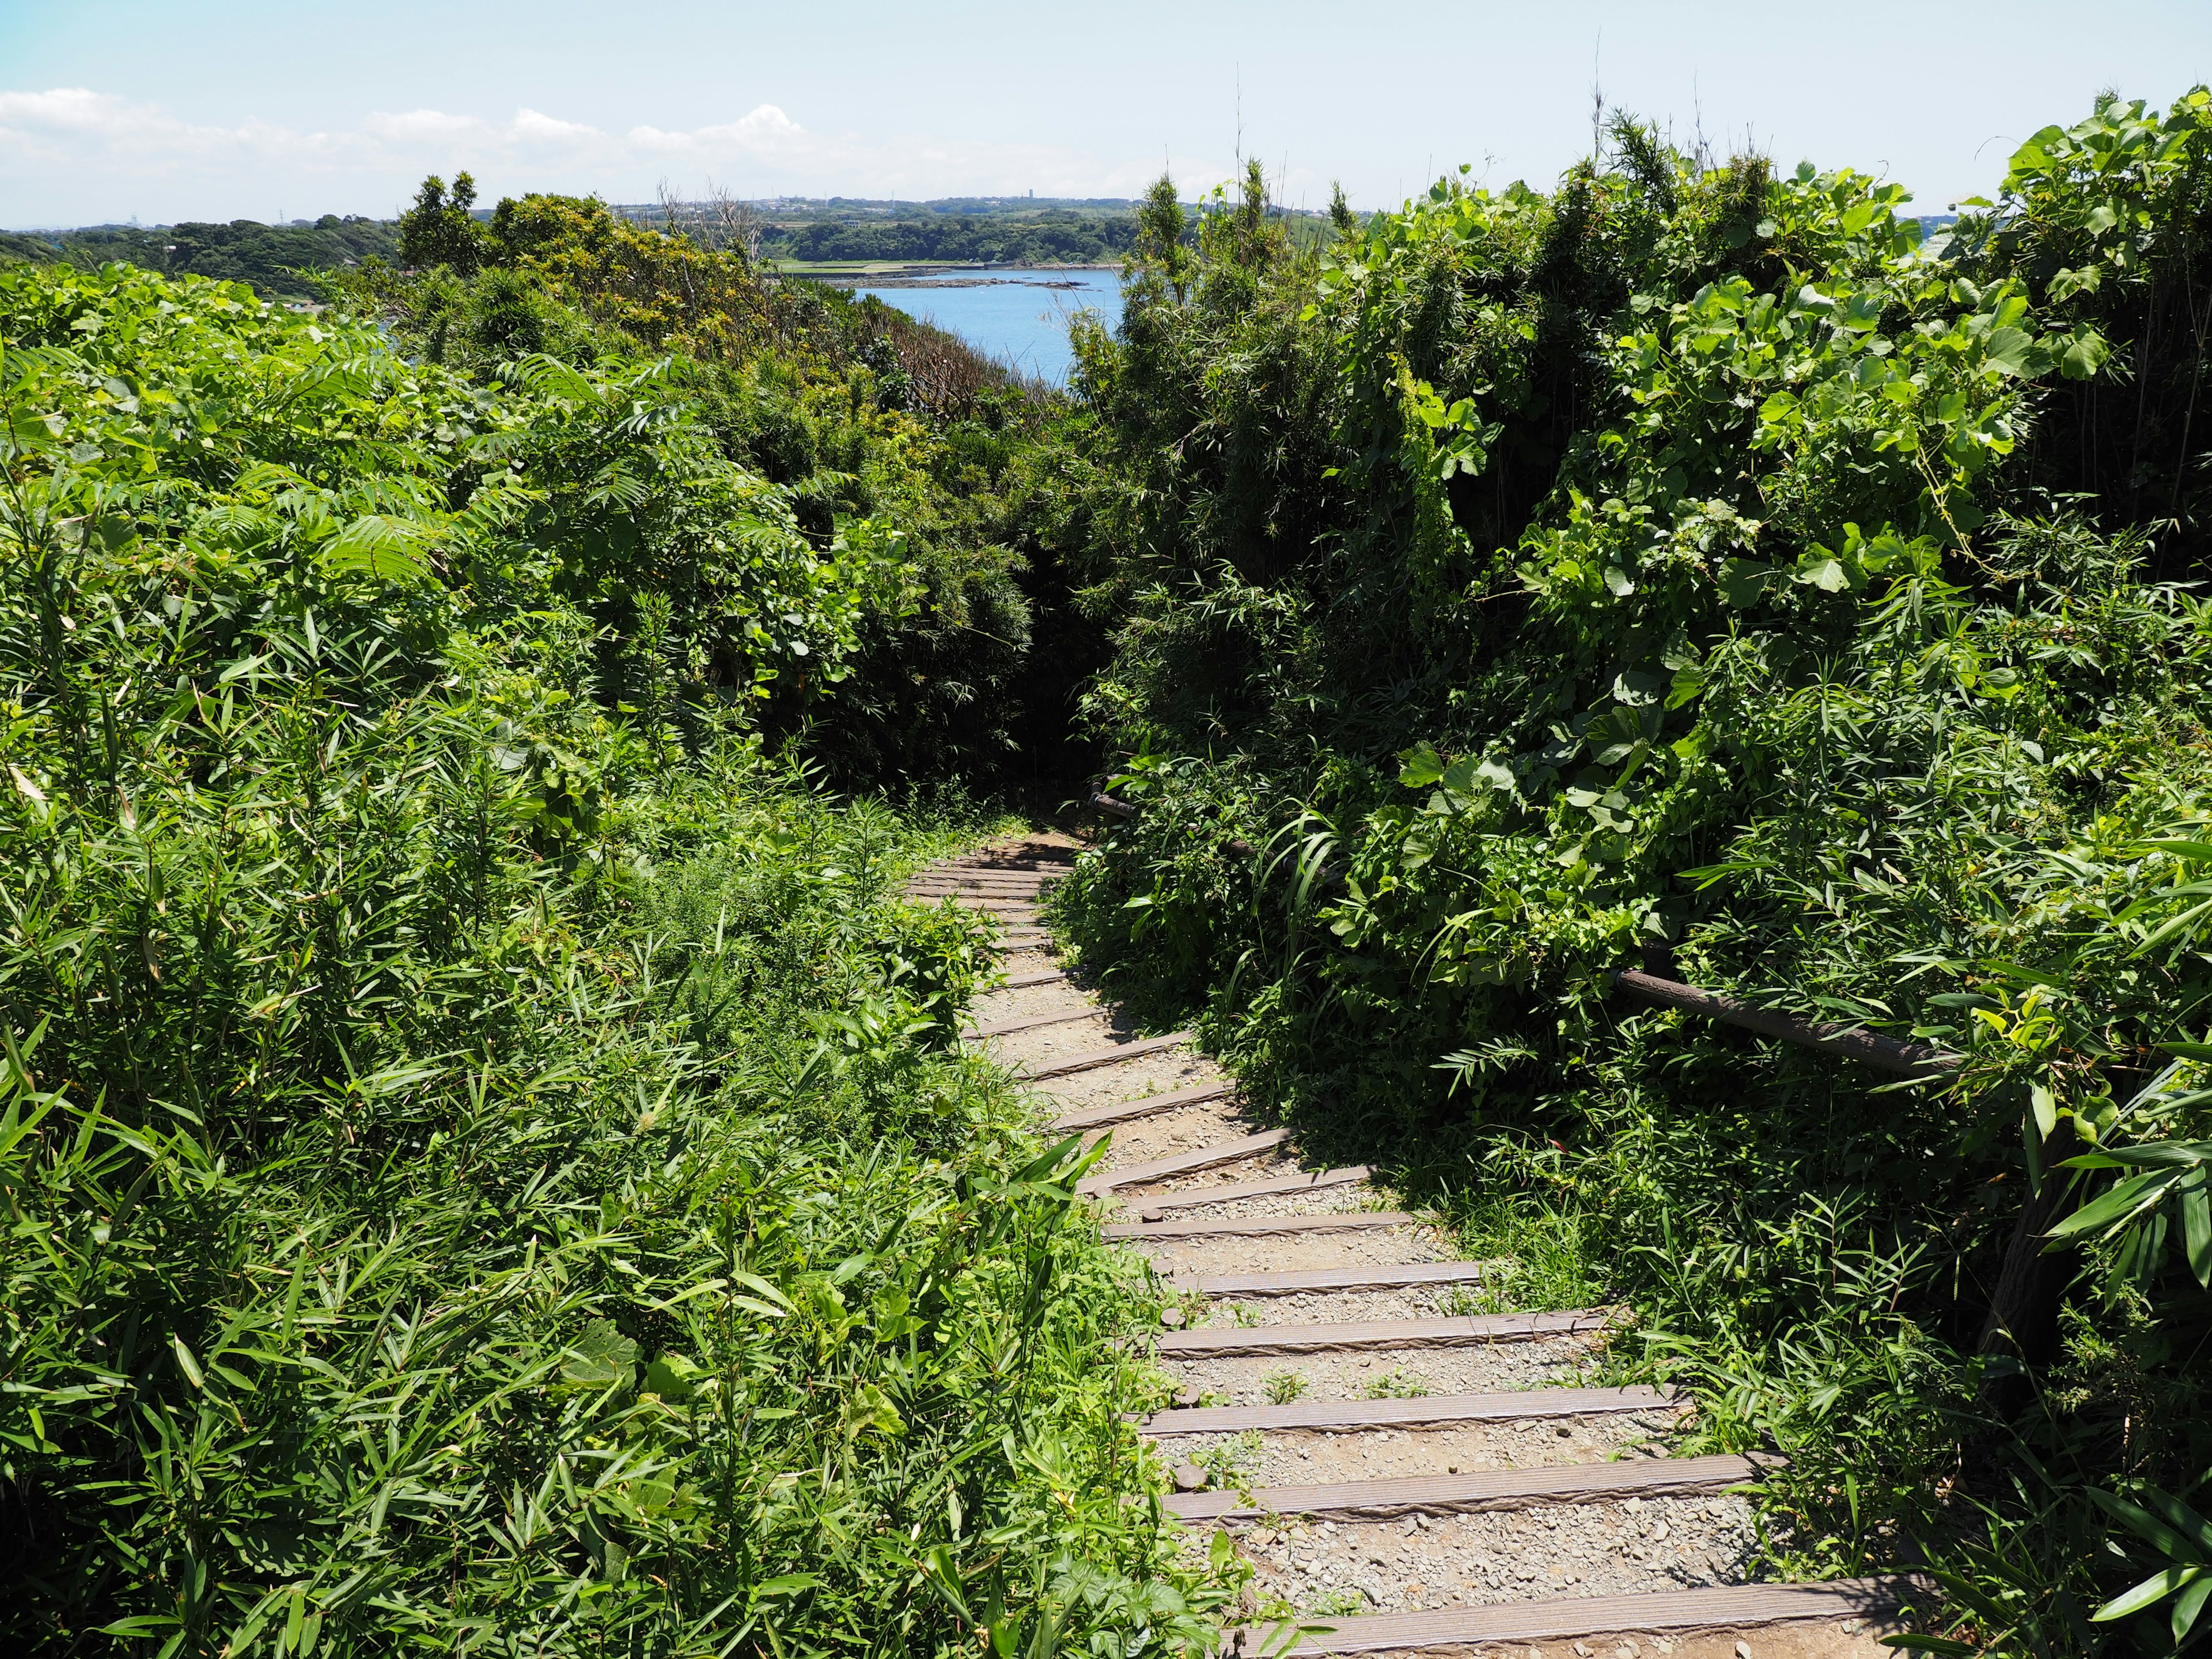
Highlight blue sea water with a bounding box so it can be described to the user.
[851,267,1124,385]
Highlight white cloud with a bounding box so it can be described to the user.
[0,88,1230,226]
[362,108,487,143]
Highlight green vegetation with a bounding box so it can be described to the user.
[19,80,2212,1656]
[764,210,1137,268]
[0,190,1222,1651]
[357,180,1101,796]
[1044,104,2212,1650]
[0,216,399,302]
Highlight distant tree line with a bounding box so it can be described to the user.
[0,214,399,300]
[762,212,1140,266]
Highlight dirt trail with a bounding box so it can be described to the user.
[911,836,1928,1656]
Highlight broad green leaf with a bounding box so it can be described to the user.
[2059,330,2113,380]
[1397,743,1445,788]
[9,408,64,451]
[643,1354,702,1402]
[1718,559,1772,608]
[2095,1565,2203,1623]
[840,1381,904,1439]
[1793,555,1850,593]
[1981,326,2037,378]
[560,1319,639,1387]
[1440,756,1483,798]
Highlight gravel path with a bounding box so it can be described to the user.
[921,839,1907,1657]
[1229,1495,1762,1615]
[1153,1411,1682,1485]
[1162,1335,1602,1406]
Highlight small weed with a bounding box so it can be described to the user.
[1362,1365,1431,1400]
[1195,1430,1266,1493]
[1309,1588,1373,1616]
[1263,1369,1311,1404]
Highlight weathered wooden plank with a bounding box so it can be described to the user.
[907,871,1060,885]
[1137,1165,1368,1217]
[927,882,1054,895]
[963,1006,1100,1040]
[906,891,1050,906]
[1103,1211,1412,1243]
[1141,1384,1681,1437]
[997,968,1071,990]
[1224,1577,1936,1655]
[1164,1452,1767,1522]
[1156,1308,1613,1358]
[1078,1129,1290,1196]
[1022,1031,1195,1080]
[1047,1081,1235,1133]
[1175,1259,1487,1297]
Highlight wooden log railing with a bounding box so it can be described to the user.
[1607,969,1961,1080]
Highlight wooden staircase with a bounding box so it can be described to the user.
[907,836,1934,1655]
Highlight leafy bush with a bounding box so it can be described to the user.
[0,260,1226,1654]
[1046,92,2212,1647]
[355,183,1093,797]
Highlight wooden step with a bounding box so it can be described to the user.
[907,884,1055,897]
[1175,1259,1488,1298]
[908,891,1047,906]
[1156,1308,1612,1358]
[1225,1576,1934,1656]
[1137,1165,1367,1217]
[1104,1211,1412,1243]
[998,968,1071,990]
[1023,1031,1195,1079]
[1077,1128,1290,1195]
[991,932,1051,950]
[963,1006,1100,1040]
[948,900,1041,915]
[1142,1384,1681,1437]
[907,873,1059,887]
[1163,1451,1767,1522]
[1048,1081,1234,1132]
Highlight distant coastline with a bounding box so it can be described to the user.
[780,262,1120,289]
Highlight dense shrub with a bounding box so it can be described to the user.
[0,262,1225,1655]
[1046,96,2212,1649]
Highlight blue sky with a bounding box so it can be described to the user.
[3,1,2209,228]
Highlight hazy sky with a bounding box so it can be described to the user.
[3,1,2208,228]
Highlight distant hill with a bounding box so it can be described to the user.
[615,195,1146,221]
[766,210,1139,267]
[0,194,1330,294]
[0,215,398,301]
[612,194,1328,267]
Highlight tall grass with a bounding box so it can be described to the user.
[0,260,1230,1654]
